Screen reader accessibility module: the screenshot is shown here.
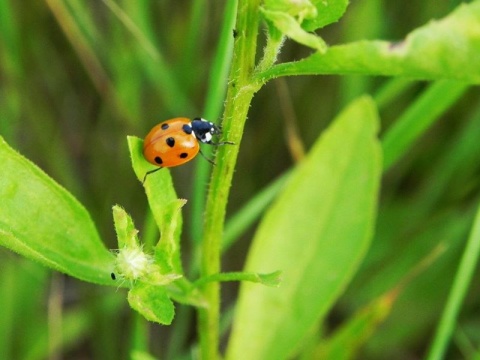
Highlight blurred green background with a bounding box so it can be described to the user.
[1,0,480,359]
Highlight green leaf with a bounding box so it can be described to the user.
[0,136,114,285]
[261,8,327,53]
[128,283,175,325]
[154,198,187,274]
[127,136,184,274]
[258,1,480,83]
[226,97,382,360]
[259,0,348,53]
[302,0,350,31]
[112,204,140,249]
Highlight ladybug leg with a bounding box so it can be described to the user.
[208,140,235,146]
[198,139,235,165]
[142,167,163,184]
[199,148,216,166]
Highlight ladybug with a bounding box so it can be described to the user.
[142,117,233,182]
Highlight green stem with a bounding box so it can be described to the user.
[197,0,262,358]
[191,0,238,249]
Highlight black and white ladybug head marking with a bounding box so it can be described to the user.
[189,117,222,144]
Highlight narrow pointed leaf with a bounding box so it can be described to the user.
[127,136,184,273]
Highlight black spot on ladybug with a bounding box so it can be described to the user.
[155,156,163,164]
[166,137,175,147]
[111,272,116,280]
[179,153,188,159]
[161,123,169,130]
[182,124,193,135]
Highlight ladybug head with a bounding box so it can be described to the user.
[191,118,221,144]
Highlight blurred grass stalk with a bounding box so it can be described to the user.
[381,80,468,171]
[44,0,113,100]
[426,203,480,360]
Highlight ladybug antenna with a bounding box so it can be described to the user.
[142,167,162,184]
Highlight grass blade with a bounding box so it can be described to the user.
[426,203,480,360]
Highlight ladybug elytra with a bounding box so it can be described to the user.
[142,117,233,182]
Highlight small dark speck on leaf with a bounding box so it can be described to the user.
[388,41,406,51]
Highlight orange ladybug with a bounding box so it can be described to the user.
[142,117,232,182]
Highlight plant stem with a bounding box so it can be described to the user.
[197,0,262,358]
[191,0,238,249]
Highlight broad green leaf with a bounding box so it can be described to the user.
[128,283,175,325]
[226,97,382,360]
[258,1,480,84]
[0,136,114,285]
[127,136,184,274]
